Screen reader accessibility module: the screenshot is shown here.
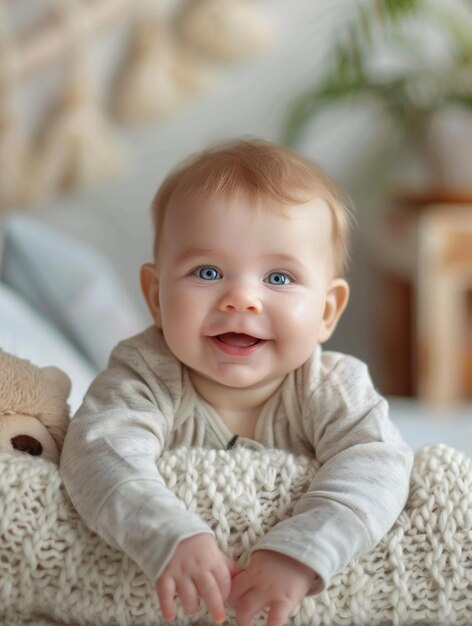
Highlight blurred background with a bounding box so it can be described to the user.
[0,0,471,453]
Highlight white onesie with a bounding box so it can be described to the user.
[60,326,413,593]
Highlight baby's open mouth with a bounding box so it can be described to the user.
[215,333,262,347]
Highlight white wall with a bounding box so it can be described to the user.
[12,0,383,372]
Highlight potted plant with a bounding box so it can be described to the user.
[283,0,472,203]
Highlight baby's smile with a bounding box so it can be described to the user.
[209,332,267,356]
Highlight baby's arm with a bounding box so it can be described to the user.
[228,550,315,626]
[249,353,414,595]
[60,339,236,620]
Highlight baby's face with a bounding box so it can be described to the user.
[144,193,348,392]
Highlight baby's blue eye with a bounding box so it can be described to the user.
[266,272,292,286]
[194,266,221,281]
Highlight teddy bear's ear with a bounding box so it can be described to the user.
[41,367,72,400]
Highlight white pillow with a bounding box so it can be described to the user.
[0,282,96,412]
[0,215,146,371]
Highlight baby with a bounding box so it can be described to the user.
[61,139,413,626]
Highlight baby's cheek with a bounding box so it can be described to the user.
[288,296,324,324]
[160,290,193,329]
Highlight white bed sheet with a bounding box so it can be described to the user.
[390,397,472,457]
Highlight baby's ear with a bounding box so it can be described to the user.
[140,263,162,328]
[318,278,350,343]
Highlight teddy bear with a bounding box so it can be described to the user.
[0,349,71,464]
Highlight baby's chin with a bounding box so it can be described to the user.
[188,364,285,391]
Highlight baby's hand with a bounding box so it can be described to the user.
[155,533,241,624]
[228,550,316,626]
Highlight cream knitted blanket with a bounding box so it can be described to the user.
[0,444,471,626]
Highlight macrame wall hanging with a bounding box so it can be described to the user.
[111,0,214,122]
[176,0,274,61]
[0,4,29,208]
[0,0,275,211]
[27,0,127,205]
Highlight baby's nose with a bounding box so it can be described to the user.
[218,284,263,314]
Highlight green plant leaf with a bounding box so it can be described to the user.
[282,0,472,148]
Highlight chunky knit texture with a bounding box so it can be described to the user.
[0,444,471,625]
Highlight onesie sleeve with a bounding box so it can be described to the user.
[60,332,213,584]
[251,351,414,594]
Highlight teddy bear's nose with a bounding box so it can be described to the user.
[10,435,43,456]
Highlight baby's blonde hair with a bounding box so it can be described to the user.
[150,138,355,276]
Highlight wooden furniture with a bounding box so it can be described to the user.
[372,199,472,405]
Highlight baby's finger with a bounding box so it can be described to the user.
[196,571,226,624]
[227,571,252,607]
[176,579,200,615]
[155,576,176,622]
[212,560,233,601]
[265,600,292,626]
[226,555,243,578]
[233,589,265,626]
